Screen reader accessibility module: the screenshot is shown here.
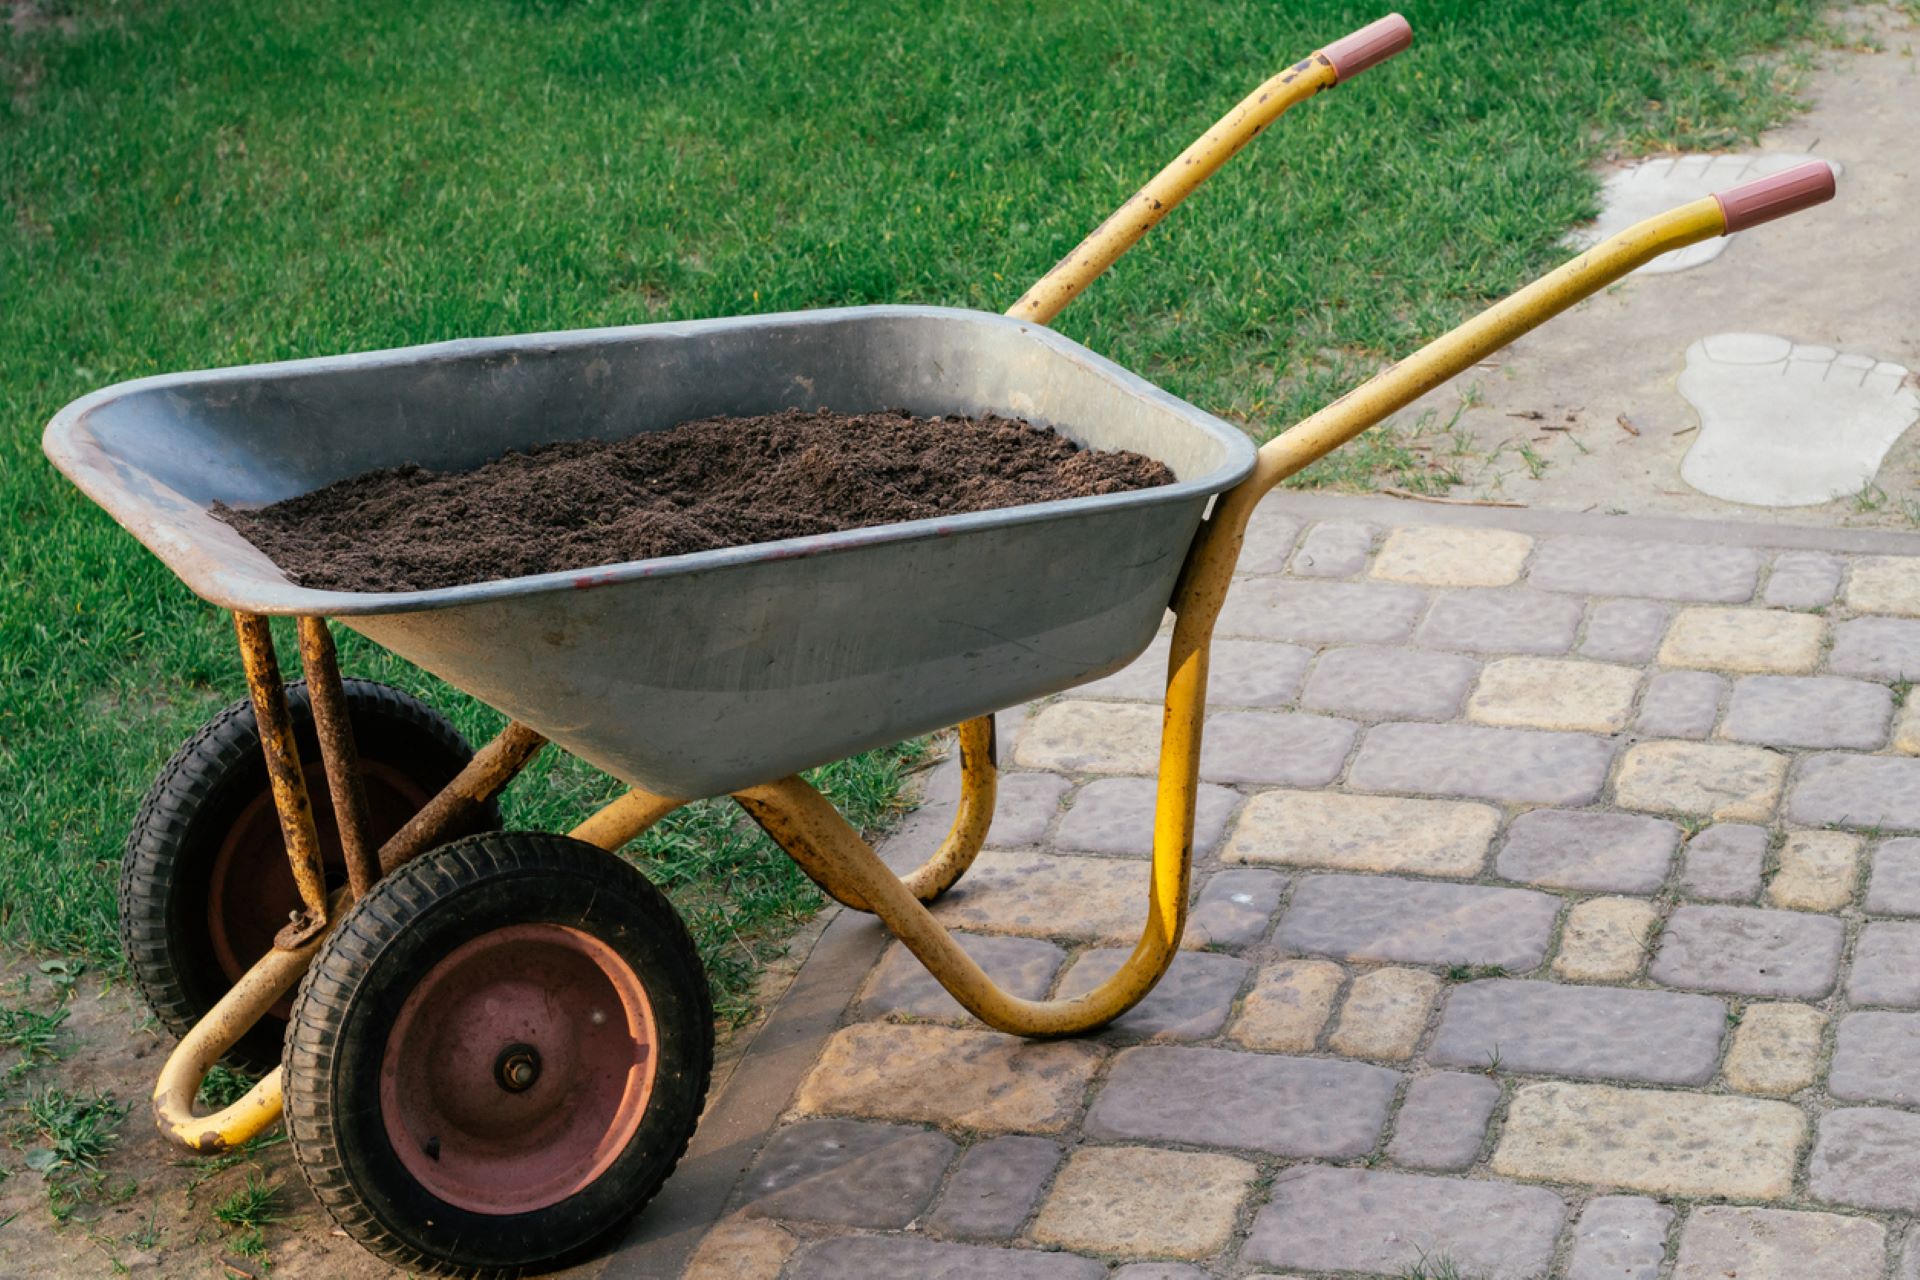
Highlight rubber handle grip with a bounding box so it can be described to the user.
[1321,14,1413,82]
[1714,160,1836,234]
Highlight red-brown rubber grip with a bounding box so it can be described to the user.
[1713,160,1836,234]
[1321,14,1413,82]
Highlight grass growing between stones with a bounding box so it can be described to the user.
[1,0,1834,1019]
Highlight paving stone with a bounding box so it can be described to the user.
[1530,536,1760,602]
[1832,1010,1920,1104]
[1110,1267,1208,1280]
[1230,959,1346,1052]
[1031,1145,1256,1259]
[1767,830,1861,911]
[1278,874,1561,969]
[1416,588,1585,654]
[1289,519,1377,577]
[1853,923,1920,1008]
[1348,722,1616,806]
[1789,754,1920,831]
[1188,868,1286,948]
[1725,1003,1826,1096]
[1636,670,1726,738]
[1368,524,1535,589]
[1299,645,1480,720]
[786,1236,1105,1280]
[932,851,1198,945]
[1680,823,1768,902]
[1053,776,1240,858]
[1216,578,1427,645]
[1867,837,1920,914]
[983,772,1074,847]
[1496,809,1680,894]
[1054,948,1249,1041]
[1466,656,1640,732]
[1581,598,1672,663]
[1198,710,1356,786]
[1568,1196,1675,1280]
[1386,1072,1501,1171]
[1429,979,1726,1084]
[1615,741,1787,822]
[1236,507,1303,573]
[793,1024,1102,1133]
[1329,967,1441,1061]
[1673,1206,1886,1280]
[1895,699,1920,753]
[1553,897,1659,982]
[1906,1231,1920,1280]
[1492,1082,1804,1198]
[1721,676,1893,750]
[1016,700,1159,774]
[739,1119,956,1227]
[684,1215,796,1280]
[1847,555,1920,616]
[1075,635,1313,708]
[926,1136,1060,1240]
[1243,1166,1566,1280]
[860,933,1065,1022]
[1809,1106,1920,1212]
[1829,616,1920,680]
[1224,790,1497,878]
[1086,1045,1398,1157]
[1658,606,1825,673]
[1651,905,1845,999]
[1764,550,1844,609]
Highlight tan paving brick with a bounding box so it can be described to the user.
[792,1024,1101,1133]
[1766,831,1861,911]
[1615,741,1787,821]
[1553,897,1659,982]
[1725,1004,1827,1097]
[1658,607,1825,674]
[1845,556,1920,617]
[1222,790,1496,878]
[1016,701,1158,774]
[1894,698,1920,754]
[1371,525,1534,587]
[1466,657,1640,732]
[1031,1146,1256,1259]
[931,850,1190,944]
[685,1215,796,1280]
[1329,967,1441,1061]
[1229,960,1345,1052]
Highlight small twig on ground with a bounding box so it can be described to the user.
[1381,487,1526,508]
[1616,414,1641,437]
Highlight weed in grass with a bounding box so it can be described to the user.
[1443,964,1507,983]
[197,1063,258,1110]
[19,1087,126,1175]
[213,1174,284,1232]
[1893,681,1911,709]
[1400,1255,1487,1280]
[0,1004,67,1080]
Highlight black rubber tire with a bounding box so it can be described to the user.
[283,832,713,1277]
[120,680,495,1072]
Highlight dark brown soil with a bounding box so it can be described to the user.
[216,408,1174,593]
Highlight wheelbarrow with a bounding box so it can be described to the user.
[41,13,1837,1275]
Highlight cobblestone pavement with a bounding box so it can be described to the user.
[664,499,1920,1280]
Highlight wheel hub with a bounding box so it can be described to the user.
[495,1043,542,1093]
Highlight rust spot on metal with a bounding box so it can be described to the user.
[296,616,379,900]
[234,613,332,938]
[378,721,547,876]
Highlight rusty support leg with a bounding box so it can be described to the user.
[294,617,379,901]
[378,720,548,875]
[233,612,332,949]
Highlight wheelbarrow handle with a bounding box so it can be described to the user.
[1007,13,1414,326]
[1715,160,1837,233]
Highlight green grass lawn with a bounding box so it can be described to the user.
[1,0,1832,1019]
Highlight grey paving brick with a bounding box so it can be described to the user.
[1867,837,1920,915]
[1829,616,1920,681]
[1188,868,1286,948]
[740,1119,956,1227]
[787,1236,1105,1280]
[1495,810,1681,894]
[1199,710,1357,787]
[1236,508,1304,574]
[1581,598,1672,663]
[1217,578,1427,645]
[1569,1196,1675,1280]
[1650,905,1846,999]
[1674,1206,1885,1280]
[1086,1045,1398,1157]
[983,772,1073,847]
[1905,1228,1920,1280]
[1429,979,1726,1085]
[1849,923,1920,1006]
[1789,754,1920,831]
[1301,645,1480,720]
[1809,1106,1920,1213]
[1055,948,1249,1040]
[861,933,1065,1021]
[1278,874,1561,970]
[1764,550,1844,609]
[1679,824,1768,902]
[1720,676,1893,750]
[926,1135,1060,1240]
[1244,1166,1567,1279]
[1290,520,1377,577]
[1053,776,1240,858]
[1529,536,1760,602]
[1417,588,1584,655]
[1075,635,1313,708]
[1831,1012,1920,1104]
[1349,722,1616,806]
[1636,670,1725,738]
[1110,1267,1207,1280]
[1385,1071,1500,1171]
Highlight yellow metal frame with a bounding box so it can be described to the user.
[151,18,1746,1148]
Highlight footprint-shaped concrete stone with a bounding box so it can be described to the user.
[1678,334,1919,507]
[1570,153,1835,274]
